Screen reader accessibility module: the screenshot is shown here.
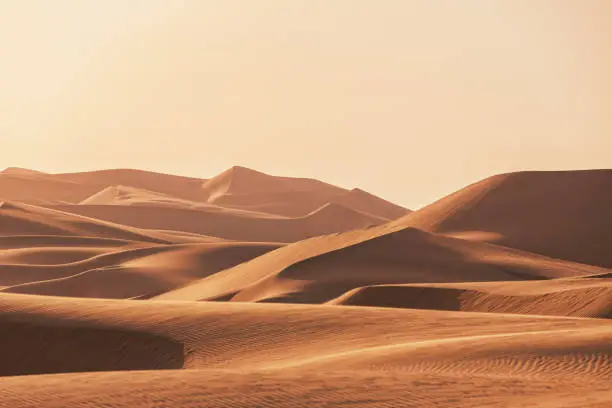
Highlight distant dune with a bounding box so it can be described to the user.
[1,167,48,176]
[199,165,410,218]
[53,168,207,202]
[0,171,100,204]
[79,185,196,207]
[0,201,174,243]
[0,294,609,407]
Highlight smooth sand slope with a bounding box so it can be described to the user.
[0,293,609,407]
[329,277,612,318]
[156,225,607,303]
[393,169,612,268]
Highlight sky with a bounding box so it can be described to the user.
[1,0,610,209]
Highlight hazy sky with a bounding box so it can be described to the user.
[1,1,610,208]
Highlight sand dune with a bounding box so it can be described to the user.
[329,277,612,318]
[79,185,199,207]
[50,202,385,242]
[1,167,48,176]
[157,226,607,303]
[201,165,346,203]
[0,166,609,407]
[1,242,281,298]
[0,171,100,205]
[1,167,208,205]
[0,293,609,407]
[393,170,612,267]
[53,168,207,202]
[199,165,410,219]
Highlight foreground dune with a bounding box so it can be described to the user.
[0,293,609,407]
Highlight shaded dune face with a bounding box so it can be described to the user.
[0,320,183,376]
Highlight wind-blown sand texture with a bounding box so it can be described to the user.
[0,167,609,407]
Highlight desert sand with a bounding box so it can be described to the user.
[0,167,610,407]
